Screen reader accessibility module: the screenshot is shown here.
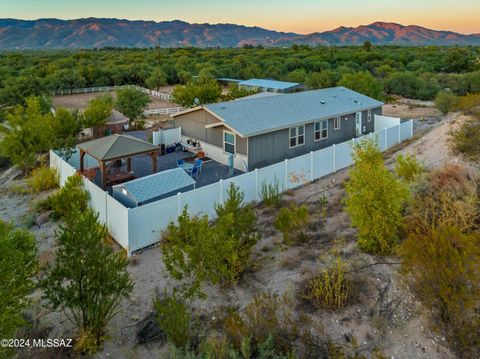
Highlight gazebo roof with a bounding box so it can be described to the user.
[78,134,159,161]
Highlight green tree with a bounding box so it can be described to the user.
[0,222,37,359]
[305,70,337,89]
[362,40,372,52]
[0,97,54,173]
[42,209,133,353]
[434,91,460,114]
[172,80,222,107]
[52,108,83,160]
[345,137,409,254]
[82,94,113,128]
[338,71,383,100]
[115,88,150,129]
[145,68,168,90]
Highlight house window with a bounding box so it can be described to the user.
[314,120,328,140]
[224,131,235,154]
[368,109,372,122]
[289,125,305,148]
[334,116,341,130]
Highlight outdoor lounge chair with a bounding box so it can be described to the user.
[176,159,185,167]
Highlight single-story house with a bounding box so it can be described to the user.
[172,86,384,170]
[112,168,196,208]
[238,79,303,93]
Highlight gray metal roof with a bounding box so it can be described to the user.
[205,87,384,137]
[119,168,196,203]
[78,134,159,161]
[238,78,300,90]
[235,92,284,101]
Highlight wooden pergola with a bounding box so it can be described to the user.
[78,134,160,189]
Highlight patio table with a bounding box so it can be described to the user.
[178,162,194,172]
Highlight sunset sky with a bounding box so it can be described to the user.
[1,0,478,34]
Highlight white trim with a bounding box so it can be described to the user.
[288,125,305,149]
[334,116,341,131]
[205,122,224,129]
[223,130,236,155]
[314,119,328,141]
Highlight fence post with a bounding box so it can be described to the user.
[384,128,388,150]
[410,119,414,138]
[310,151,314,181]
[332,144,336,172]
[398,123,401,143]
[255,168,259,201]
[177,192,182,216]
[219,179,223,203]
[284,159,288,188]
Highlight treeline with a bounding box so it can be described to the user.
[0,45,479,108]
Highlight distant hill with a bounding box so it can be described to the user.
[0,18,479,49]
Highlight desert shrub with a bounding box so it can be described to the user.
[406,164,480,234]
[74,329,103,356]
[162,185,258,299]
[394,154,424,182]
[434,91,460,114]
[47,174,89,219]
[345,138,409,254]
[27,166,59,192]
[41,209,133,354]
[259,177,282,208]
[306,258,352,310]
[274,203,310,243]
[227,293,300,355]
[458,93,480,114]
[449,115,480,161]
[0,222,38,359]
[155,291,191,348]
[399,226,480,357]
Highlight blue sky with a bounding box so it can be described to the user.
[1,0,478,34]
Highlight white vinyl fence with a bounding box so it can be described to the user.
[51,120,414,255]
[152,127,182,146]
[51,85,172,100]
[51,85,183,116]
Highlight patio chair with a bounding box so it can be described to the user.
[189,165,200,179]
[176,159,185,167]
[195,159,203,174]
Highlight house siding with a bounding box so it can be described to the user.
[247,107,381,169]
[174,109,247,156]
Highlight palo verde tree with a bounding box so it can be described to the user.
[0,221,38,359]
[115,88,150,129]
[41,209,133,353]
[344,137,409,254]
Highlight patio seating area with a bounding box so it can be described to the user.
[67,133,244,191]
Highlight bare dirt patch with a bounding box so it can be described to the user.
[52,91,178,111]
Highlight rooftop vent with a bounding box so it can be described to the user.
[320,101,326,105]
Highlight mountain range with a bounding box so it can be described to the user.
[0,18,479,49]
